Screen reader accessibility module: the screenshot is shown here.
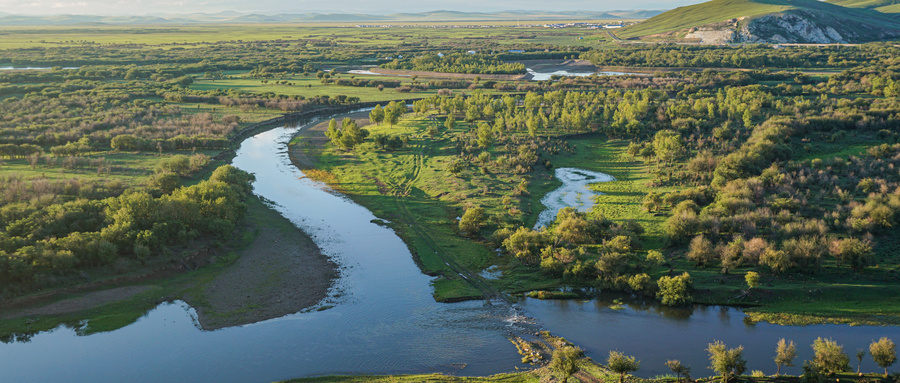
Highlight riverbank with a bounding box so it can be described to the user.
[0,194,337,336]
[185,196,337,330]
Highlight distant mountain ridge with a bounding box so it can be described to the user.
[617,0,900,43]
[0,10,663,26]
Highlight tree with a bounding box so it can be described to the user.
[444,114,456,130]
[459,206,486,236]
[707,340,747,383]
[652,130,685,166]
[666,360,692,382]
[811,337,850,376]
[385,101,404,126]
[642,191,662,213]
[369,104,385,125]
[775,338,797,376]
[687,235,715,267]
[476,122,493,148]
[829,237,873,272]
[870,337,896,377]
[856,349,866,374]
[502,227,549,266]
[608,351,640,383]
[657,272,692,306]
[550,346,582,383]
[149,171,180,193]
[646,250,665,267]
[745,271,760,289]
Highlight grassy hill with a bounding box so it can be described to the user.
[618,0,900,40]
[618,0,793,38]
[827,0,900,13]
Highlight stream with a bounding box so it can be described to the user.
[0,112,898,381]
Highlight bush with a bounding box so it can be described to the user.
[458,206,486,236]
[657,272,692,306]
[811,337,850,376]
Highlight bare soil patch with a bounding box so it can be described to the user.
[514,59,599,73]
[368,67,525,81]
[1,286,152,319]
[188,216,337,330]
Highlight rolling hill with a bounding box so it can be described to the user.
[618,0,900,43]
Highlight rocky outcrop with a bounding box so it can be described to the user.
[686,10,900,44]
[737,12,851,43]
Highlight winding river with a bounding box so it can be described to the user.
[1,112,899,381]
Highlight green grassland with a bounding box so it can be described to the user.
[191,74,449,103]
[0,150,218,187]
[0,24,607,50]
[828,0,900,12]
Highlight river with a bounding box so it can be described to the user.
[0,112,898,381]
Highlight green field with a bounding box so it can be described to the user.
[0,24,606,50]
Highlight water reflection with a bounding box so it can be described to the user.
[521,292,900,378]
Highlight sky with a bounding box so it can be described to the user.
[0,0,705,15]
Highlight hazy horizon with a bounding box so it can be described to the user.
[0,0,704,16]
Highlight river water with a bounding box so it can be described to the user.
[533,167,614,229]
[1,114,898,381]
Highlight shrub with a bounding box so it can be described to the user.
[811,337,849,376]
[657,272,692,306]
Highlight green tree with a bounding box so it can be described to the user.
[745,271,760,289]
[775,338,797,375]
[369,104,385,125]
[608,351,640,383]
[870,337,896,377]
[149,171,180,193]
[657,272,692,306]
[707,340,747,383]
[646,250,665,267]
[502,227,549,266]
[210,164,256,195]
[666,360,692,382]
[652,130,684,166]
[829,237,873,272]
[444,114,456,130]
[811,337,850,376]
[687,235,715,267]
[550,346,582,383]
[385,101,404,126]
[476,122,494,148]
[642,191,662,213]
[458,206,486,236]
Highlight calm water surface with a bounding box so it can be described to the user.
[524,293,900,377]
